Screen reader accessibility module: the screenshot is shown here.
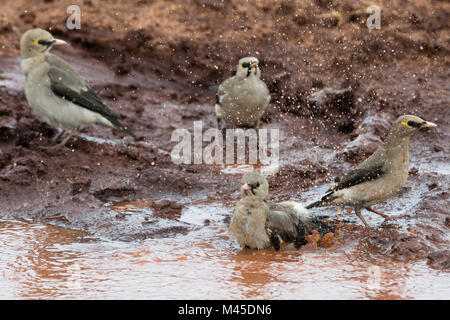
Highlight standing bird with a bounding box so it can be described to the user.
[20,28,136,147]
[306,115,438,227]
[230,171,334,250]
[214,57,270,129]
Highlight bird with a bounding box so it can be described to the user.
[214,57,270,130]
[20,28,136,148]
[306,115,438,227]
[230,171,334,250]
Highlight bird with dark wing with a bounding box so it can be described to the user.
[306,115,438,227]
[20,28,136,147]
[230,171,334,250]
[214,57,270,130]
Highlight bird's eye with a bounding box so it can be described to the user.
[242,62,250,69]
[253,182,260,188]
[407,120,423,128]
[37,40,53,46]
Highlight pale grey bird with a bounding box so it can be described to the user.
[214,57,270,129]
[230,171,334,250]
[20,28,136,147]
[306,115,438,227]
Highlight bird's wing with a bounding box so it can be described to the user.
[261,82,271,106]
[327,160,385,193]
[45,54,135,137]
[215,76,236,107]
[46,54,120,120]
[266,202,299,243]
[264,91,271,106]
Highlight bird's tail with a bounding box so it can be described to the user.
[121,125,137,139]
[282,201,335,237]
[305,191,336,209]
[305,200,323,209]
[110,118,137,139]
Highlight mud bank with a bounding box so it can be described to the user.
[0,0,449,275]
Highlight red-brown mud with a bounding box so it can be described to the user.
[0,0,448,271]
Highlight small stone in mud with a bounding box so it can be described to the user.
[222,215,231,225]
[153,199,172,209]
[433,145,443,153]
[305,230,320,244]
[152,199,182,218]
[318,232,335,247]
[427,182,438,190]
[93,186,136,200]
[427,250,450,269]
[71,178,92,195]
[0,151,11,169]
[115,212,127,220]
[444,217,450,228]
[118,145,141,160]
[409,167,419,175]
[0,164,35,185]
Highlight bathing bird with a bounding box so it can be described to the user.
[214,57,270,129]
[306,115,438,227]
[20,28,136,147]
[230,171,334,250]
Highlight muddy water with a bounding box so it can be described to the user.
[1,203,448,299]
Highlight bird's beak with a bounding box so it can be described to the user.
[422,121,437,128]
[52,39,67,46]
[241,183,251,195]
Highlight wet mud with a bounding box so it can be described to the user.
[0,0,448,298]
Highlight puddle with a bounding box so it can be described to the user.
[0,203,448,299]
[219,163,280,175]
[76,133,119,146]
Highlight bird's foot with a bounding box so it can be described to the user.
[385,213,409,220]
[355,210,371,228]
[52,130,66,142]
[52,128,79,148]
[366,207,390,220]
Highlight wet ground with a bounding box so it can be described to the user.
[0,0,449,299]
[1,205,449,300]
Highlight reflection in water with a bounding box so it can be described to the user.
[0,220,87,299]
[0,204,448,299]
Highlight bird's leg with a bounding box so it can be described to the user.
[254,119,260,150]
[53,128,79,148]
[53,130,66,142]
[215,117,220,130]
[254,119,260,130]
[355,208,370,228]
[366,207,390,220]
